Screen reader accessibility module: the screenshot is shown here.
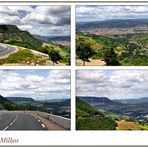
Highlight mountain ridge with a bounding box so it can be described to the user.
[77,18,148,31]
[0,95,12,104]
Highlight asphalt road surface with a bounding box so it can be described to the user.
[0,112,47,130]
[0,43,16,57]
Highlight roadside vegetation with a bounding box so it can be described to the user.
[76,34,148,66]
[0,48,47,65]
[1,101,45,112]
[0,25,70,65]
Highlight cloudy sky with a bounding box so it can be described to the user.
[76,5,148,22]
[76,70,148,100]
[0,70,70,100]
[0,6,70,36]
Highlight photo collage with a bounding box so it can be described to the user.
[0,2,148,146]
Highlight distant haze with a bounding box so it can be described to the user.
[0,70,70,100]
[0,6,70,36]
[76,70,148,100]
[76,6,148,22]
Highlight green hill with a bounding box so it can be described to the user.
[0,25,70,65]
[76,33,148,66]
[0,95,11,104]
[0,24,42,50]
[76,97,104,117]
[76,97,117,130]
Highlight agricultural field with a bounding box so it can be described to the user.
[116,120,139,130]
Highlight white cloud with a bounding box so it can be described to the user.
[76,6,148,22]
[76,70,148,99]
[0,5,70,36]
[0,70,70,100]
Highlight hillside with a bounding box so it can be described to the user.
[0,95,11,104]
[76,97,117,130]
[76,33,148,66]
[114,97,148,104]
[78,96,114,105]
[42,99,70,108]
[0,25,70,65]
[6,97,37,104]
[78,96,119,111]
[0,25,42,49]
[79,96,148,122]
[34,35,71,47]
[76,18,148,66]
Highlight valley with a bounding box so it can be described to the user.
[0,95,71,119]
[77,96,148,130]
[76,19,148,66]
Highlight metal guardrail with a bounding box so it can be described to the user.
[29,111,71,130]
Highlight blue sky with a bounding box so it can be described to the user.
[0,6,70,36]
[0,70,70,100]
[76,6,148,22]
[76,70,148,100]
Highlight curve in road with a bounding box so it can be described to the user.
[0,112,47,130]
[0,44,16,57]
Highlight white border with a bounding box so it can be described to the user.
[0,2,148,147]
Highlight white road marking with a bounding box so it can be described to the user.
[41,124,46,128]
[34,116,46,129]
[3,115,17,131]
[10,122,13,126]
[3,126,9,131]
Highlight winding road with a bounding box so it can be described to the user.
[0,43,16,57]
[0,112,47,130]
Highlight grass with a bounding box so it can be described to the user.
[77,34,148,66]
[120,56,148,66]
[139,123,148,130]
[76,97,117,130]
[76,116,117,130]
[42,43,70,65]
[76,97,103,117]
[116,120,139,130]
[0,48,47,65]
[98,109,129,120]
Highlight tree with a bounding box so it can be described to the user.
[3,102,14,111]
[76,38,95,66]
[48,49,62,66]
[104,47,120,66]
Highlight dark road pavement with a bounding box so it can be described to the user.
[0,43,16,57]
[0,112,47,130]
